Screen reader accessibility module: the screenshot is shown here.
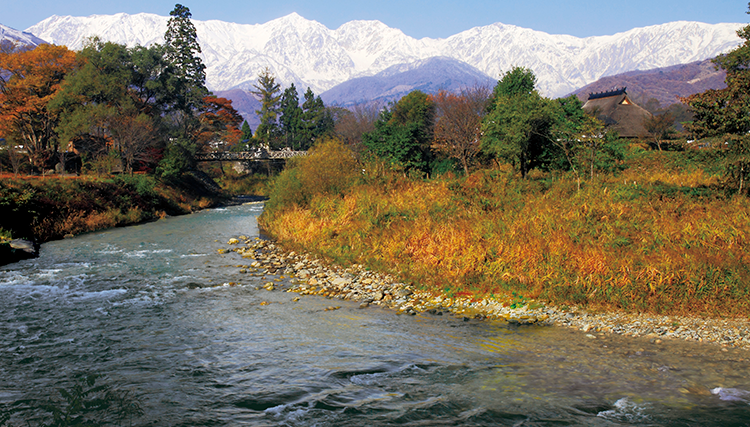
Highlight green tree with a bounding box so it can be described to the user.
[488,66,537,110]
[363,90,436,173]
[481,67,555,178]
[683,4,750,137]
[682,3,750,193]
[163,3,207,113]
[159,3,208,177]
[252,67,281,148]
[50,39,165,174]
[240,120,253,141]
[300,87,334,150]
[279,84,303,149]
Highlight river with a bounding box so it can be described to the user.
[1,202,749,426]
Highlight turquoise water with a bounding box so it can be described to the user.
[1,203,749,425]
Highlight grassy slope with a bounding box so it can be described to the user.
[260,140,750,318]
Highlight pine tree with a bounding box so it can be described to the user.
[164,4,207,113]
[279,84,303,150]
[252,67,281,148]
[241,120,253,142]
[300,87,333,149]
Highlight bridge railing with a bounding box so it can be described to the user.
[195,150,306,162]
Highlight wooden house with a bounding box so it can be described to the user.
[582,88,653,138]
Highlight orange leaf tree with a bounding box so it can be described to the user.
[0,44,80,172]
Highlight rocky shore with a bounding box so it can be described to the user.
[219,237,750,352]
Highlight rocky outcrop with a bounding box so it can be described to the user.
[0,238,40,266]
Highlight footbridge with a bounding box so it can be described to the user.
[195,149,306,162]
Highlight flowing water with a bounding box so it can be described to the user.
[1,202,750,426]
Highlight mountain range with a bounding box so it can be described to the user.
[17,12,742,100]
[0,23,46,47]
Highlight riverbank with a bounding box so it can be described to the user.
[220,236,750,352]
[260,140,750,319]
[0,170,227,265]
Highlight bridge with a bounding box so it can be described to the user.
[195,149,306,162]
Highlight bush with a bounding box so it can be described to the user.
[265,138,359,214]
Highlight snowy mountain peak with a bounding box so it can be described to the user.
[22,12,744,98]
[0,23,47,47]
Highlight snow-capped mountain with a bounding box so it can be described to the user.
[0,23,47,47]
[25,12,743,98]
[321,57,497,107]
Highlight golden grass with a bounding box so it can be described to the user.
[261,144,750,317]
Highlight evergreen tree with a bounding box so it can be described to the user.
[279,84,303,149]
[300,87,334,149]
[252,67,281,148]
[241,120,253,141]
[163,3,208,113]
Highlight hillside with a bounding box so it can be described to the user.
[571,58,727,107]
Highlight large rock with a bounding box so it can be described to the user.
[1,238,40,265]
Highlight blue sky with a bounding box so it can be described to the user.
[4,0,747,39]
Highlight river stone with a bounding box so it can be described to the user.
[331,277,350,288]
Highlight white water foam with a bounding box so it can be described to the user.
[711,387,750,403]
[597,397,649,423]
[125,249,173,258]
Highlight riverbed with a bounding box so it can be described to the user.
[1,203,749,425]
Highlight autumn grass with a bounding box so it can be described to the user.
[0,173,220,242]
[260,141,750,317]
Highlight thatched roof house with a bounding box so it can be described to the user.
[582,88,653,138]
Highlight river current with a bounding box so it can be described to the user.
[1,202,750,426]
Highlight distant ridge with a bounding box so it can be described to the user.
[321,57,496,107]
[571,59,727,107]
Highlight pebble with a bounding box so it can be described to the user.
[219,237,750,351]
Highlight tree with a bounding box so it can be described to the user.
[300,87,334,149]
[488,66,537,109]
[644,111,676,151]
[683,4,750,138]
[164,3,207,113]
[0,44,80,172]
[334,101,381,151]
[279,84,303,149]
[431,86,490,174]
[681,3,750,194]
[240,120,253,142]
[481,67,555,178]
[109,112,157,174]
[550,95,608,185]
[252,67,281,148]
[363,90,436,173]
[50,39,168,174]
[196,95,243,151]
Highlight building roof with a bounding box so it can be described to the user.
[582,87,653,138]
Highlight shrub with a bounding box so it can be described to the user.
[265,138,359,214]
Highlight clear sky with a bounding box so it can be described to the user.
[4,0,747,39]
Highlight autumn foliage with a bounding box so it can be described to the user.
[0,44,80,170]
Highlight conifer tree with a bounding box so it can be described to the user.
[252,67,281,148]
[279,84,303,149]
[164,3,207,113]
